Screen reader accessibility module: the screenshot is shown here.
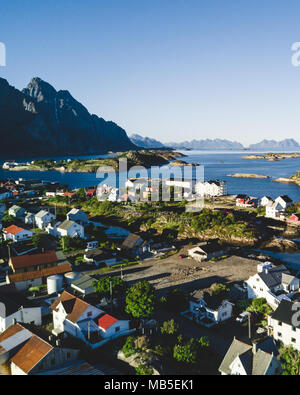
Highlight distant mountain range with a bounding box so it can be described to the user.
[0,77,136,158]
[130,136,300,151]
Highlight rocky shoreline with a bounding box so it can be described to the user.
[227,173,270,179]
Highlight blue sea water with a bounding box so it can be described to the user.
[0,150,299,202]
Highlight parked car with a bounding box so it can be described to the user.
[236,311,250,323]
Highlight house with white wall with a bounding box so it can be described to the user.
[183,288,234,327]
[3,225,34,243]
[219,337,281,375]
[245,262,299,310]
[268,299,300,351]
[35,210,56,230]
[0,289,42,333]
[67,209,88,225]
[51,291,133,348]
[260,196,274,207]
[56,220,85,239]
[195,180,227,197]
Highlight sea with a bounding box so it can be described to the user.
[0,150,300,202]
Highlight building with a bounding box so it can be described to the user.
[188,240,228,262]
[183,288,234,327]
[245,262,299,310]
[260,196,274,207]
[9,250,59,274]
[195,180,227,197]
[3,225,34,243]
[121,233,151,257]
[236,195,258,208]
[1,324,80,375]
[289,214,300,223]
[268,300,300,351]
[51,291,133,348]
[265,201,286,219]
[275,196,293,210]
[70,275,97,296]
[6,263,72,292]
[24,212,35,225]
[56,220,85,239]
[219,337,281,375]
[0,187,11,201]
[35,210,56,230]
[84,249,117,267]
[8,205,26,219]
[67,209,88,225]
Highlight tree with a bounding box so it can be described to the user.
[210,283,229,296]
[160,319,179,336]
[125,281,156,318]
[281,346,300,375]
[173,336,210,364]
[136,364,153,375]
[32,233,48,251]
[93,276,127,305]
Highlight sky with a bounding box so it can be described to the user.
[1,0,300,145]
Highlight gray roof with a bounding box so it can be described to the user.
[219,338,278,375]
[71,275,96,291]
[281,273,296,286]
[35,210,50,218]
[58,220,76,231]
[258,265,290,289]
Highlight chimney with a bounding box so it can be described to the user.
[252,340,259,355]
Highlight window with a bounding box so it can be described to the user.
[292,327,296,332]
[278,332,282,337]
[278,322,282,326]
[292,338,296,343]
[87,312,92,317]
[115,327,120,333]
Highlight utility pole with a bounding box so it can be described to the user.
[88,320,91,341]
[110,280,113,312]
[248,313,252,341]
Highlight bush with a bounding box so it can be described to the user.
[136,364,153,375]
[123,336,137,358]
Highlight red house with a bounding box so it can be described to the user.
[289,214,300,223]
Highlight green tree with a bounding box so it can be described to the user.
[136,364,153,375]
[160,319,179,336]
[173,336,210,364]
[93,276,127,305]
[125,281,156,318]
[281,346,300,375]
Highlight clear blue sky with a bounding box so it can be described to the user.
[1,0,300,145]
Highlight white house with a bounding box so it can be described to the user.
[268,299,300,352]
[0,289,42,333]
[183,288,234,327]
[246,262,299,310]
[51,291,133,349]
[3,225,34,243]
[84,249,117,267]
[188,241,228,262]
[8,205,26,218]
[275,195,293,210]
[260,196,274,207]
[24,212,35,225]
[265,201,285,219]
[57,220,85,239]
[195,180,227,197]
[219,337,281,375]
[67,209,88,225]
[35,210,56,230]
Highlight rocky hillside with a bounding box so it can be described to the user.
[0,77,136,158]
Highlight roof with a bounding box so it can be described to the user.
[122,233,143,249]
[71,275,96,292]
[35,360,121,375]
[4,225,26,235]
[85,248,112,260]
[219,338,277,375]
[8,263,72,284]
[10,335,53,374]
[51,291,91,324]
[258,265,291,289]
[0,323,25,343]
[270,299,295,326]
[277,195,293,203]
[98,314,118,330]
[35,210,52,219]
[57,220,77,231]
[191,288,231,310]
[9,250,58,271]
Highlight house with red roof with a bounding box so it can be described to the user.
[50,291,134,348]
[3,225,34,243]
[289,214,300,223]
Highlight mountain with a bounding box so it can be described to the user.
[166,139,244,150]
[248,139,300,150]
[0,77,136,158]
[130,134,166,149]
